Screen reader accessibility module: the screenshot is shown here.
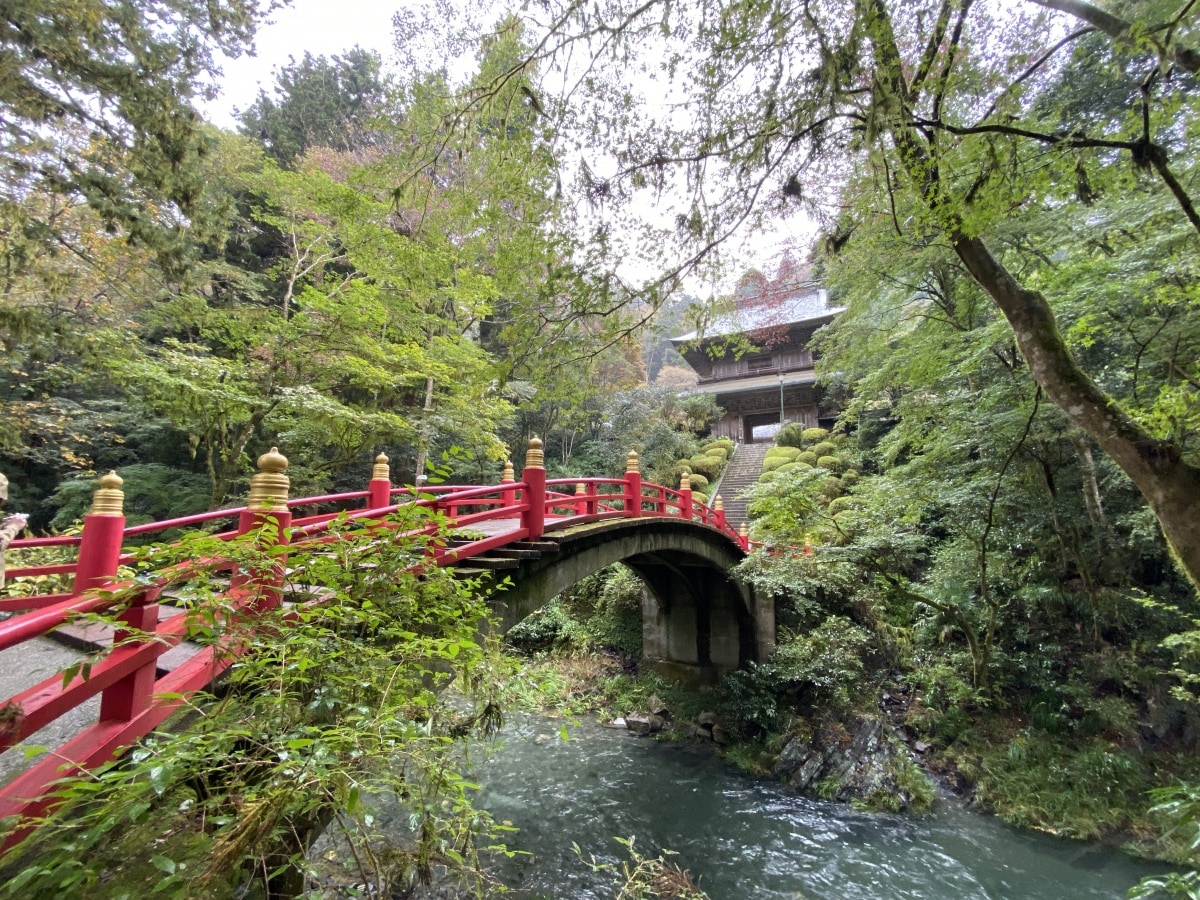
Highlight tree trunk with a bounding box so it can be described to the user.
[413,374,435,484]
[952,232,1200,590]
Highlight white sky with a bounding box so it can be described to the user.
[203,0,402,129]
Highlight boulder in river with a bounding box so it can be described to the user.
[772,713,933,812]
[626,714,652,735]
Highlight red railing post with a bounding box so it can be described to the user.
[98,585,160,723]
[501,459,516,514]
[678,470,693,520]
[586,481,598,516]
[235,448,292,612]
[714,495,726,531]
[574,482,587,516]
[73,471,126,595]
[739,522,750,551]
[520,437,546,539]
[625,450,642,517]
[367,452,391,510]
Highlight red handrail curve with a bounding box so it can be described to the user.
[0,460,747,844]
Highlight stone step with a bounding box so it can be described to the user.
[508,540,561,553]
[450,556,519,570]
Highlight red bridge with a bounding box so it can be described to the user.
[0,439,770,840]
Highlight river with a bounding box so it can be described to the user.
[471,712,1169,899]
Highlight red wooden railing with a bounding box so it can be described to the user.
[0,441,746,841]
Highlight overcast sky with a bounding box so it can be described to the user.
[204,0,400,129]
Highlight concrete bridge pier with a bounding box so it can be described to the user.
[629,560,769,686]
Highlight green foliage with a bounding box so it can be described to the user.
[800,428,830,446]
[768,618,874,711]
[816,455,843,474]
[775,423,809,449]
[0,507,507,896]
[715,617,875,738]
[1130,784,1200,897]
[506,565,644,657]
[764,446,801,462]
[238,49,390,166]
[575,837,709,900]
[49,465,212,530]
[965,733,1149,841]
[0,0,272,264]
[686,455,722,480]
[687,473,709,490]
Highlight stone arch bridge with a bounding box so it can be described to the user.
[453,516,773,682]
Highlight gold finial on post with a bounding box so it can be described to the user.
[680,470,691,491]
[739,522,749,539]
[575,482,586,496]
[525,436,544,469]
[715,495,724,511]
[89,471,125,516]
[626,450,640,474]
[372,452,390,481]
[247,447,290,512]
[501,460,514,483]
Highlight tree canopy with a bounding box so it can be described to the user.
[479,0,1200,588]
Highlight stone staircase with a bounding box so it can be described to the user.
[712,442,770,531]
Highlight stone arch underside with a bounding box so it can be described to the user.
[485,520,774,679]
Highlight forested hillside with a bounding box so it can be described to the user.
[2,0,1200,895]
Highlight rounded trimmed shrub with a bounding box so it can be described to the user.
[801,427,830,446]
[775,462,800,474]
[688,473,710,490]
[688,455,722,479]
[816,455,844,473]
[827,495,856,514]
[766,446,801,462]
[762,456,788,472]
[810,441,837,458]
[819,475,843,502]
[777,422,807,449]
[797,451,818,466]
[758,470,780,483]
[841,469,860,486]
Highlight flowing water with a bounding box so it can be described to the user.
[471,712,1170,899]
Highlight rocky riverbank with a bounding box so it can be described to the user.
[609,691,935,813]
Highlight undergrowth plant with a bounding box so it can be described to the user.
[0,504,509,898]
